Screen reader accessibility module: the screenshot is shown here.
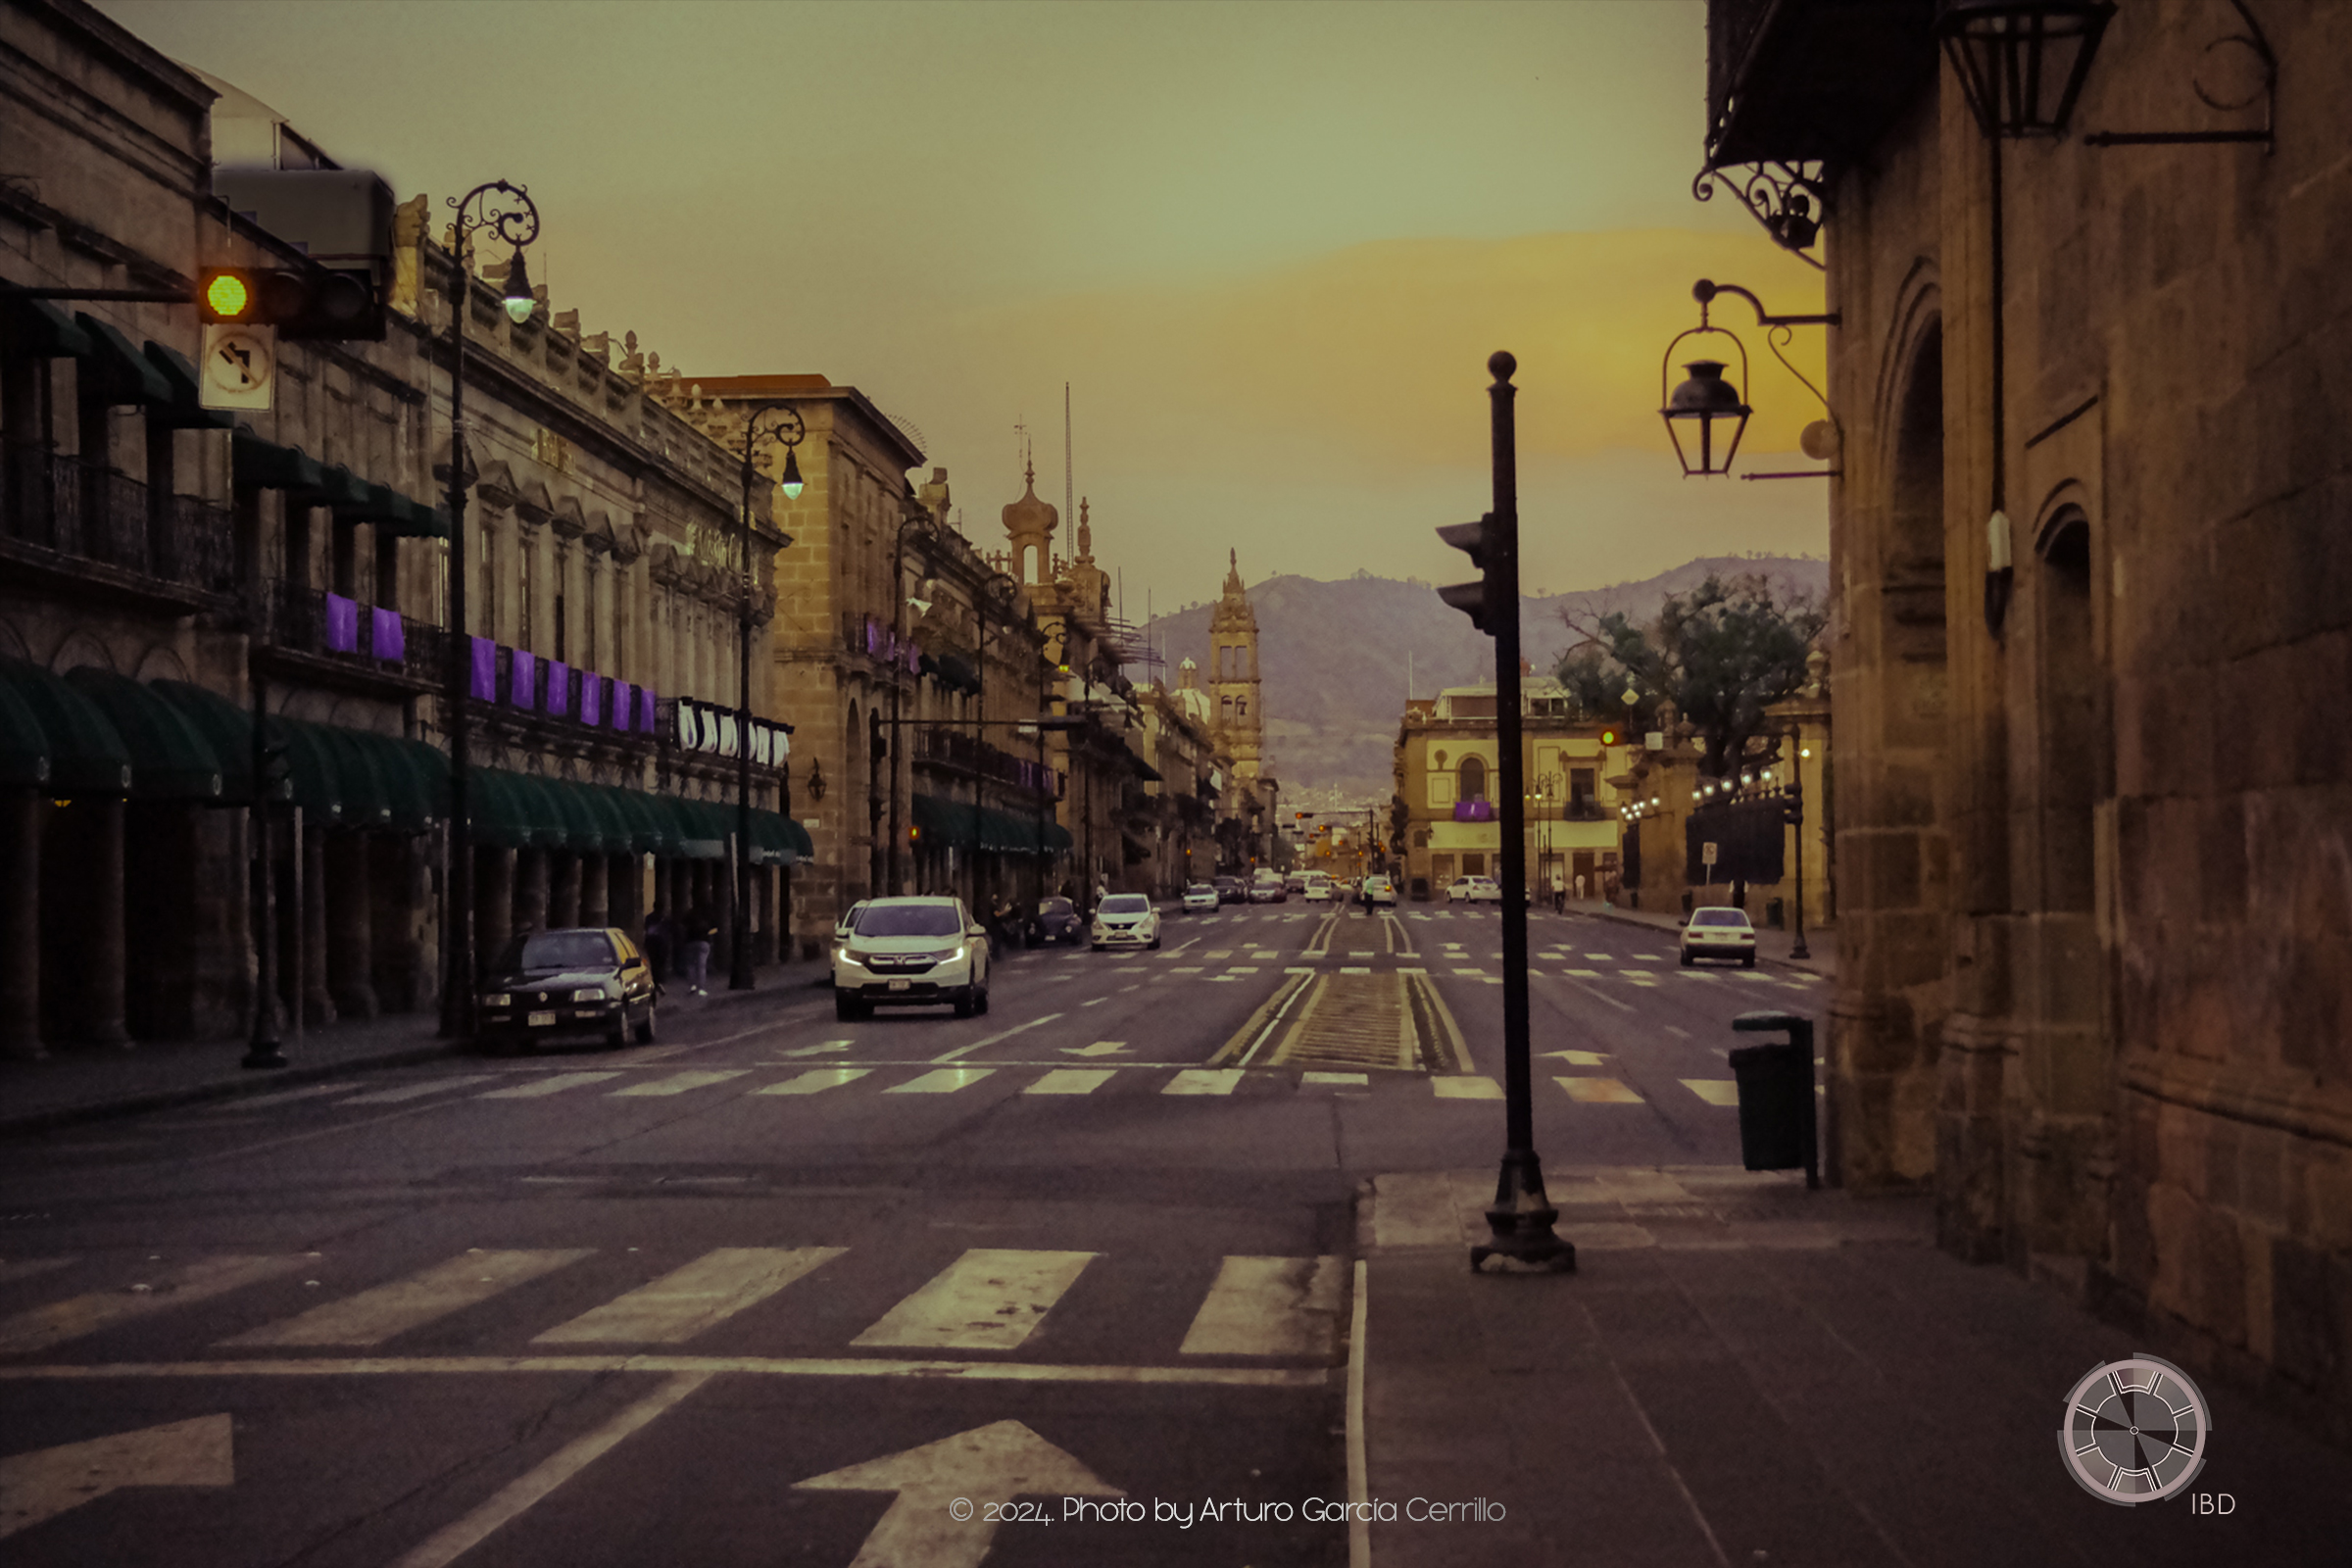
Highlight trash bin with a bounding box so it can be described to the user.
[1766,897,1786,929]
[1729,1010,1818,1189]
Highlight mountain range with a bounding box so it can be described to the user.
[1139,555,1830,803]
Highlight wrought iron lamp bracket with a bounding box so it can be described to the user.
[1692,160,1831,270]
[447,179,540,252]
[1687,281,1844,481]
[2083,0,2277,151]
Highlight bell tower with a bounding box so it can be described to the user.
[1207,549,1262,777]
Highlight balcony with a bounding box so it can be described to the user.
[1703,0,1937,168]
[0,445,238,610]
[268,582,446,694]
[911,725,1055,798]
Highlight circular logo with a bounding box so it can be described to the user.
[2059,1355,2211,1505]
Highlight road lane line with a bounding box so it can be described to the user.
[929,1012,1062,1062]
[478,1072,622,1100]
[1431,1076,1503,1100]
[851,1249,1095,1351]
[0,1255,305,1355]
[1555,1077,1644,1103]
[884,1068,995,1094]
[1024,1068,1115,1096]
[1164,1068,1245,1096]
[532,1248,845,1344]
[610,1070,750,1098]
[0,1356,1326,1388]
[388,1370,710,1568]
[754,1068,871,1096]
[1179,1255,1345,1358]
[338,1075,498,1105]
[223,1251,592,1348]
[1408,972,1478,1074]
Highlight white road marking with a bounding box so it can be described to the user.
[1540,1049,1609,1066]
[1170,966,1205,974]
[0,1414,233,1544]
[1556,1077,1644,1103]
[1025,1068,1115,1095]
[1340,966,1370,975]
[532,1248,845,1344]
[0,1255,304,1355]
[1179,1255,1344,1357]
[1301,1071,1368,1086]
[478,1072,622,1100]
[781,1040,855,1057]
[0,1354,1321,1387]
[1396,965,1427,975]
[1063,1041,1128,1056]
[1164,1068,1244,1096]
[1080,997,1108,1006]
[1431,1076,1502,1100]
[851,1249,1096,1351]
[223,1250,592,1348]
[930,1013,1063,1061]
[795,1420,1121,1568]
[611,1070,750,1098]
[338,1075,498,1105]
[754,1068,871,1096]
[1682,1079,1741,1107]
[884,1068,995,1095]
[1665,1025,1692,1039]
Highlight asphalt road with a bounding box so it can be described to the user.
[0,899,1813,1566]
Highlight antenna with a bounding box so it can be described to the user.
[1063,382,1073,541]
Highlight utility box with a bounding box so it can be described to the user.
[1729,1010,1818,1189]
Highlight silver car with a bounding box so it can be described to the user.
[1680,906,1757,967]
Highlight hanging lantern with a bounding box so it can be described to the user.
[1659,319,1752,478]
[1936,0,2113,139]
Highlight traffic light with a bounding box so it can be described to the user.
[197,265,383,341]
[1436,513,1505,635]
[1599,726,1619,746]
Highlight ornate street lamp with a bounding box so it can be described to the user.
[438,179,540,1041]
[729,405,804,991]
[1659,280,1839,481]
[1936,0,2113,139]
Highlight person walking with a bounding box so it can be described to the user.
[681,905,715,997]
[643,908,674,985]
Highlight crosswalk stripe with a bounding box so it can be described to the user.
[1179,1255,1344,1357]
[612,1070,750,1098]
[1163,1068,1244,1096]
[755,1068,871,1096]
[0,1255,304,1355]
[1682,1079,1741,1107]
[340,1074,499,1105]
[1025,1069,1114,1096]
[221,1250,592,1347]
[531,1248,845,1345]
[1302,1071,1368,1086]
[885,1068,995,1094]
[850,1248,1095,1351]
[1566,968,1602,977]
[479,1072,623,1100]
[1431,1076,1502,1100]
[1556,1076,1643,1103]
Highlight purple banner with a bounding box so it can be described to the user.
[613,681,634,733]
[469,636,497,702]
[546,661,570,717]
[511,648,537,709]
[1452,799,1494,822]
[640,685,658,732]
[369,607,404,662]
[322,592,359,653]
[580,673,603,726]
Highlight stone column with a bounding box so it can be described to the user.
[515,847,550,937]
[712,853,735,976]
[475,844,514,973]
[325,830,377,1020]
[302,822,335,1028]
[551,850,581,930]
[579,850,609,930]
[42,796,129,1047]
[370,834,424,1013]
[0,793,42,1059]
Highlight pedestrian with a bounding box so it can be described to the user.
[681,905,715,997]
[644,908,674,985]
[1549,868,1566,914]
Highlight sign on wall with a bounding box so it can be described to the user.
[675,697,789,765]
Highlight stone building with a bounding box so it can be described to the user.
[1699,0,2352,1435]
[0,0,797,1058]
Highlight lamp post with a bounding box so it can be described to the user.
[437,179,541,1041]
[728,405,804,991]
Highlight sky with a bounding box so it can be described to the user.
[102,0,1830,619]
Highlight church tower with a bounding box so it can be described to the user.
[1001,459,1057,586]
[1207,549,1262,777]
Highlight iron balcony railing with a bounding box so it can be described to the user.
[273,581,446,688]
[2,445,236,596]
[913,725,1055,797]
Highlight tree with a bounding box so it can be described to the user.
[1557,572,1827,779]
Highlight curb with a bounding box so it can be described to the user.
[0,1036,464,1139]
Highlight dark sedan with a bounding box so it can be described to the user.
[1213,876,1246,906]
[476,927,658,1053]
[1026,896,1084,948]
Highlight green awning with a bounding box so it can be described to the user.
[654,794,726,859]
[141,342,235,430]
[399,737,450,826]
[1042,819,1073,853]
[506,772,569,849]
[467,768,534,850]
[748,808,809,865]
[63,667,222,801]
[577,783,632,854]
[1,296,94,359]
[334,728,437,831]
[232,430,324,494]
[0,658,129,795]
[0,678,51,789]
[909,793,969,847]
[332,480,447,539]
[148,683,262,804]
[305,722,389,828]
[273,717,342,824]
[72,313,172,406]
[312,465,371,510]
[598,786,670,855]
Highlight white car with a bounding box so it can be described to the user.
[1091,892,1161,951]
[833,897,990,1019]
[1360,874,1396,907]
[1301,875,1334,903]
[1680,906,1757,967]
[1446,876,1502,904]
[1181,882,1219,913]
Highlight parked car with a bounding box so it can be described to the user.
[1284,871,1311,894]
[477,927,657,1053]
[1091,892,1162,952]
[1680,906,1757,967]
[1027,897,1083,947]
[1212,876,1247,906]
[1446,875,1502,904]
[1301,874,1334,903]
[1360,874,1397,907]
[1181,882,1220,913]
[834,896,991,1018]
[1248,875,1287,904]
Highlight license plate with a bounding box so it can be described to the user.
[887,979,910,992]
[527,1010,557,1027]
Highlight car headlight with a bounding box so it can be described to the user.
[947,946,967,962]
[483,993,511,1008]
[571,986,610,1003]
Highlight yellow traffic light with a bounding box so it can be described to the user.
[205,271,252,319]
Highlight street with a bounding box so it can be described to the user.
[0,899,1808,1566]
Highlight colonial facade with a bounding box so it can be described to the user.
[1700,0,2352,1437]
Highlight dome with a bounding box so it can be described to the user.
[1001,462,1057,539]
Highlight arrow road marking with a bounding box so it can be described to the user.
[795,1419,1122,1568]
[931,1012,1063,1063]
[0,1414,233,1541]
[783,1040,856,1057]
[1540,1049,1610,1066]
[1062,1041,1129,1056]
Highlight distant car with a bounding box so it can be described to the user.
[1181,882,1220,913]
[1446,876,1502,905]
[834,896,991,1018]
[1091,892,1162,952]
[1301,874,1334,903]
[1284,871,1311,894]
[1027,897,1083,947]
[1213,876,1246,906]
[1681,906,1757,967]
[477,927,657,1053]
[1248,876,1287,904]
[1360,874,1396,907]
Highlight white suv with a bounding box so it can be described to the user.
[834,897,990,1019]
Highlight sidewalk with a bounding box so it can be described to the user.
[1354,1166,2349,1567]
[0,954,832,1137]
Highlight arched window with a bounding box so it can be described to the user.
[1459,756,1487,803]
